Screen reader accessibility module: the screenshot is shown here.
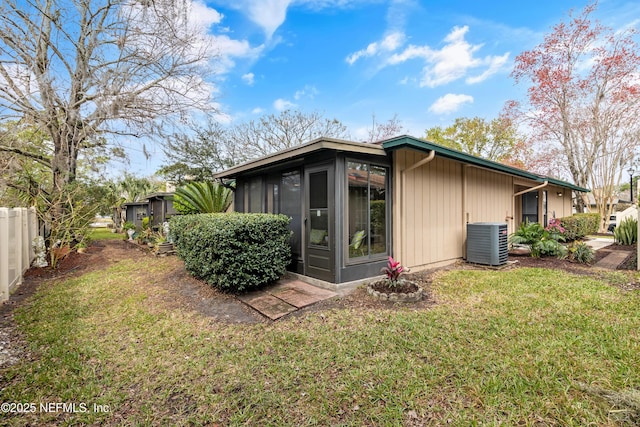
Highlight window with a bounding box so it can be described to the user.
[309,171,329,247]
[522,191,538,223]
[347,161,387,260]
[248,177,263,213]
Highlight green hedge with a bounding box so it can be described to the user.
[560,213,600,240]
[170,213,291,292]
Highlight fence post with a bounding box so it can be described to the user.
[0,208,9,301]
[28,207,37,264]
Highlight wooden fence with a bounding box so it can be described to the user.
[0,207,38,302]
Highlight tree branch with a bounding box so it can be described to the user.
[0,145,51,167]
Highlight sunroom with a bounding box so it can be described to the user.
[215,138,391,284]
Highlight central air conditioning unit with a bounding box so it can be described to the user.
[466,222,508,266]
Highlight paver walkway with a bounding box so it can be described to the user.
[237,278,337,320]
[584,237,634,270]
[594,250,633,269]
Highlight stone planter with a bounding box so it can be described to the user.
[155,242,174,255]
[366,281,423,302]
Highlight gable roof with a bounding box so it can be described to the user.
[382,135,590,193]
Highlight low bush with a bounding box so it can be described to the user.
[560,213,600,240]
[509,221,567,258]
[568,241,595,264]
[171,213,291,292]
[614,217,638,245]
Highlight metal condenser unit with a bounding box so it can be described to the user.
[466,222,508,266]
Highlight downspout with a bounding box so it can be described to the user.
[400,150,435,265]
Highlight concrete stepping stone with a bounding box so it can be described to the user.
[237,291,297,320]
[237,279,337,320]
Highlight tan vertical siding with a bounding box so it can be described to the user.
[394,150,463,268]
[465,167,513,226]
[547,185,572,219]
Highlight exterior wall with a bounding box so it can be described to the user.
[547,185,573,220]
[394,149,525,270]
[393,149,580,270]
[393,150,464,269]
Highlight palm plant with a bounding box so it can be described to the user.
[173,181,232,214]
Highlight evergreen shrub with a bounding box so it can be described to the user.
[171,213,291,292]
[560,213,600,240]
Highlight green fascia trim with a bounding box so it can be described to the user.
[382,136,590,193]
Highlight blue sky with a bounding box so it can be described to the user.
[130,0,640,175]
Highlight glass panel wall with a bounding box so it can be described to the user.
[281,171,302,258]
[248,177,263,213]
[347,161,387,260]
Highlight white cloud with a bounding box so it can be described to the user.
[466,53,510,84]
[209,35,264,74]
[428,93,474,114]
[232,0,379,39]
[189,0,224,30]
[229,0,292,39]
[242,73,255,85]
[252,107,264,114]
[294,85,319,100]
[346,31,406,65]
[385,26,509,87]
[273,98,297,111]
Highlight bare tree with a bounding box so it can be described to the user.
[230,110,350,159]
[509,2,640,227]
[366,113,405,143]
[0,0,216,214]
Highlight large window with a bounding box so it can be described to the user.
[347,161,387,260]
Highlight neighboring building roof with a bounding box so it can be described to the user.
[144,192,174,201]
[215,134,590,193]
[382,135,590,193]
[122,200,148,207]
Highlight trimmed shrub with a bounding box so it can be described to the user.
[560,213,600,240]
[614,217,637,245]
[171,213,291,292]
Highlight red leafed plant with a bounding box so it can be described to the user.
[381,256,404,287]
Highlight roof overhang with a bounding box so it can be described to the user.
[215,137,386,179]
[382,135,590,193]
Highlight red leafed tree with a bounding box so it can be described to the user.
[509,1,640,229]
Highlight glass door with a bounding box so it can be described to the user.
[305,165,335,282]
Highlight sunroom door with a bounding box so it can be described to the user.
[304,165,335,282]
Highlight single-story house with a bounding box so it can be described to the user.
[121,201,149,230]
[215,135,589,287]
[146,192,177,229]
[119,192,176,231]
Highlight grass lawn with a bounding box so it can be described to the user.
[1,255,639,426]
[88,228,124,241]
